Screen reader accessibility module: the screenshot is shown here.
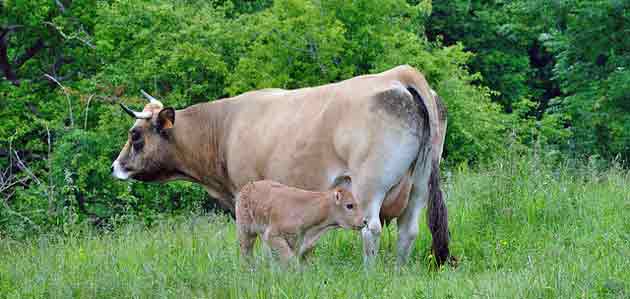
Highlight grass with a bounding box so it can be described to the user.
[0,156,628,298]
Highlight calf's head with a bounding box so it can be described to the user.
[111,91,180,182]
[329,188,365,230]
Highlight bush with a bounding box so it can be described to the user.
[2,0,525,236]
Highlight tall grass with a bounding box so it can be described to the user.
[1,156,628,298]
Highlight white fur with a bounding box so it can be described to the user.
[396,146,432,265]
[111,160,130,180]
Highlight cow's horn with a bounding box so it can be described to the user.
[140,89,162,106]
[119,103,152,119]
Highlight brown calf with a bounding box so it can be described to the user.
[236,180,365,263]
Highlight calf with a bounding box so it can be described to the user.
[236,180,365,263]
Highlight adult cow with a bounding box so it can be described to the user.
[111,65,450,265]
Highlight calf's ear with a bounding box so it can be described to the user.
[156,107,175,131]
[333,190,342,205]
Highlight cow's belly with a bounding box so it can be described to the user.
[227,130,347,193]
[380,174,412,223]
[263,139,346,192]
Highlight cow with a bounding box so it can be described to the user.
[236,180,365,263]
[111,65,451,266]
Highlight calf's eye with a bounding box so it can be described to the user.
[346,204,354,210]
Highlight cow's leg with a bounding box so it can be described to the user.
[349,128,420,265]
[203,187,235,217]
[355,184,386,265]
[355,165,413,265]
[396,182,428,265]
[397,148,434,266]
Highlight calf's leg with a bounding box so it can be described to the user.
[297,226,332,258]
[263,230,295,264]
[238,229,257,259]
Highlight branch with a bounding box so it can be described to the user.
[0,26,22,41]
[44,21,95,49]
[54,0,66,13]
[14,38,45,68]
[45,123,55,216]
[44,73,74,127]
[13,150,41,185]
[52,55,74,76]
[0,31,19,86]
[84,94,94,130]
[0,26,42,86]
[43,54,76,84]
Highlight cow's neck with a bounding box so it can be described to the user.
[171,101,234,199]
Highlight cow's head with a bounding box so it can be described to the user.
[330,188,366,230]
[111,90,180,182]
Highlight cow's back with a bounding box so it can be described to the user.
[224,65,435,196]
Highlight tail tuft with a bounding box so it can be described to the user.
[427,159,450,266]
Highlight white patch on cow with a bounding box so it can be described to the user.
[396,146,432,264]
[380,131,420,185]
[112,160,130,180]
[357,129,421,264]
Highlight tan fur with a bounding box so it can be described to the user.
[235,180,364,263]
[112,65,449,264]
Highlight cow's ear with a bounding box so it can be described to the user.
[156,107,175,131]
[333,190,342,205]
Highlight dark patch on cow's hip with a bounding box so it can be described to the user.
[370,86,430,139]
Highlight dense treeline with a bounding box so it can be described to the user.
[0,0,627,236]
[428,0,630,158]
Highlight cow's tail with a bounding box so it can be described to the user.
[427,159,450,266]
[406,85,451,266]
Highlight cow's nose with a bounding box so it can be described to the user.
[110,165,114,173]
[362,218,368,226]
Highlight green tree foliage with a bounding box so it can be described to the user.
[427,0,629,161]
[6,0,626,235]
[1,0,506,234]
[542,0,630,160]
[428,0,536,112]
[227,0,506,163]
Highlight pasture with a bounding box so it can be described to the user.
[1,157,628,299]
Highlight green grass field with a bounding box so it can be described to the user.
[1,158,628,298]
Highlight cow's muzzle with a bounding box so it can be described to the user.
[111,160,131,180]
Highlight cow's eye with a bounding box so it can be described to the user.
[346,204,354,210]
[131,130,142,142]
[132,140,143,151]
[130,129,144,151]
